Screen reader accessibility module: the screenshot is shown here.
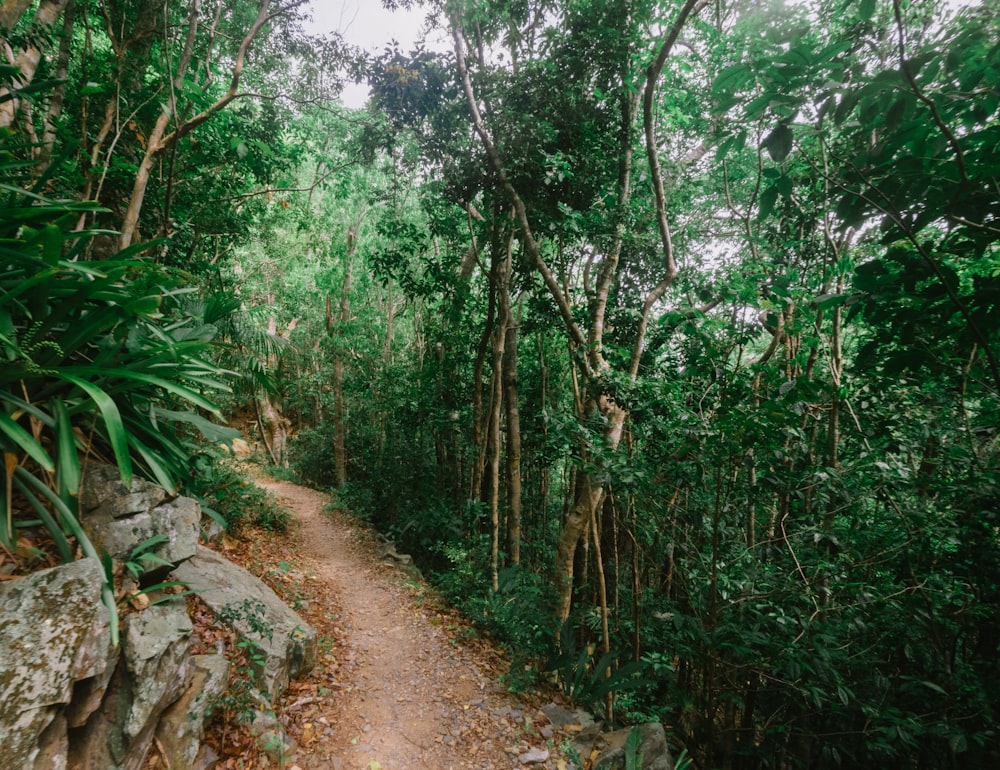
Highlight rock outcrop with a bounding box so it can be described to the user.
[69,603,195,770]
[155,653,230,769]
[173,544,317,698]
[80,465,199,580]
[0,557,111,770]
[539,703,676,770]
[1,464,314,770]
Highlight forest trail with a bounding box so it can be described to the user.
[241,475,568,770]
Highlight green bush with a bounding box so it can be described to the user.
[188,454,289,533]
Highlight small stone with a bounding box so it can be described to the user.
[518,747,550,765]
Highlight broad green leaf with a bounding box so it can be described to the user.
[153,408,242,444]
[0,411,54,471]
[60,375,132,485]
[68,367,222,416]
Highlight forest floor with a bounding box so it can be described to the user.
[207,472,574,770]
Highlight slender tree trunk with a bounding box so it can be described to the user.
[537,334,550,530]
[332,226,355,488]
[0,0,72,128]
[502,290,522,565]
[470,250,497,504]
[450,1,701,633]
[591,490,612,721]
[33,0,74,174]
[488,237,512,592]
[260,315,289,464]
[554,396,627,624]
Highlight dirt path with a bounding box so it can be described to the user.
[242,476,568,770]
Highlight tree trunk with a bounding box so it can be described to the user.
[450,1,700,633]
[0,0,72,128]
[501,287,521,566]
[470,251,497,505]
[554,395,627,624]
[488,236,512,592]
[332,225,355,488]
[33,0,74,174]
[0,0,34,31]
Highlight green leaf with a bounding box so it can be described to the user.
[52,398,80,500]
[153,408,241,444]
[757,185,779,221]
[0,411,54,471]
[68,367,223,416]
[60,375,132,485]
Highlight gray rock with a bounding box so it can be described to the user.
[63,645,120,728]
[259,728,298,764]
[155,654,230,769]
[518,747,550,764]
[84,494,200,580]
[540,702,596,729]
[201,513,226,544]
[593,723,673,770]
[70,603,194,770]
[193,745,220,770]
[31,714,67,770]
[79,464,169,518]
[569,721,605,763]
[172,545,317,698]
[0,558,111,770]
[122,603,194,740]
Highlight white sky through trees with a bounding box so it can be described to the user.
[307,0,984,107]
[306,1,439,108]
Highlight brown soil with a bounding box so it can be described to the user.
[215,474,572,770]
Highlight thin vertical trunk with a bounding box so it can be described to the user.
[488,236,512,591]
[33,0,75,174]
[502,291,521,565]
[0,0,72,128]
[470,249,497,504]
[119,0,276,248]
[450,1,701,633]
[260,315,289,465]
[383,279,395,366]
[824,276,844,530]
[591,492,612,721]
[332,226,355,488]
[536,335,550,530]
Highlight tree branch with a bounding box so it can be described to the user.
[449,14,588,359]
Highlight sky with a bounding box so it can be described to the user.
[305,1,443,108]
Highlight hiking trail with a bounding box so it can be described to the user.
[221,474,570,770]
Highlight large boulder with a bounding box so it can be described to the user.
[80,465,200,580]
[69,603,194,770]
[0,557,111,770]
[173,544,317,698]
